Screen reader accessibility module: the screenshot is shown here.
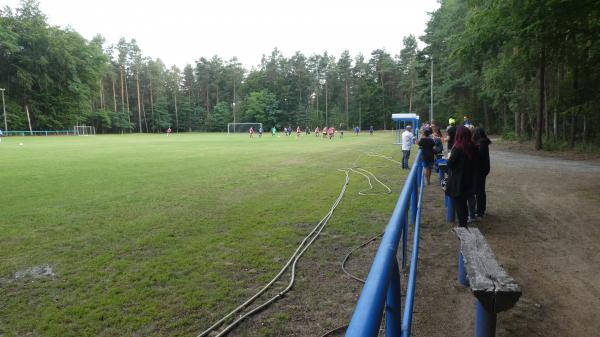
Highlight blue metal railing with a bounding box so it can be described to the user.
[345,150,424,337]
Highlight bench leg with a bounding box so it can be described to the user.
[458,252,469,286]
[476,300,497,337]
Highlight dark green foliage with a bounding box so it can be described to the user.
[420,0,600,149]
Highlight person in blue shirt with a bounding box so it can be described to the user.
[463,115,471,126]
[369,125,374,135]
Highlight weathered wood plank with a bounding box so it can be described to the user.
[454,227,521,313]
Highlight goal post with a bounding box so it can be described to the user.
[73,125,96,136]
[227,123,263,134]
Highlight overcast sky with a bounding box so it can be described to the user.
[6,0,440,69]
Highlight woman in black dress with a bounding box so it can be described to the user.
[445,126,477,226]
[473,127,491,216]
[418,128,435,185]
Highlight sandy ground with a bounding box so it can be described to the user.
[412,147,600,337]
[207,146,600,337]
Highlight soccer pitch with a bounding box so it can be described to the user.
[0,132,409,337]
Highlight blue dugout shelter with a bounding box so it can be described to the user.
[392,113,420,144]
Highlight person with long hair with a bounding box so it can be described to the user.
[445,126,477,226]
[473,127,492,217]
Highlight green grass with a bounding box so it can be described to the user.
[0,132,409,337]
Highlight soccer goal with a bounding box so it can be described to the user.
[227,123,263,134]
[73,125,96,136]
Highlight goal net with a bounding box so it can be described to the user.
[227,123,263,134]
[73,125,96,136]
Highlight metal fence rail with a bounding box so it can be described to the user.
[345,150,424,337]
[3,130,75,136]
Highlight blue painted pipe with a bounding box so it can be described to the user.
[386,259,402,336]
[400,174,425,337]
[446,195,454,223]
[476,300,497,337]
[345,151,422,337]
[458,252,469,286]
[402,212,408,268]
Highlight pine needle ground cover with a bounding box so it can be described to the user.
[0,133,408,337]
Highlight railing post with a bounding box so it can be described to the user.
[458,252,469,286]
[476,300,497,337]
[386,258,402,337]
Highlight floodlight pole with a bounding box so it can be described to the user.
[0,88,7,132]
[232,102,236,126]
[430,57,434,123]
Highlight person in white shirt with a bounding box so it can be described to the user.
[401,125,414,169]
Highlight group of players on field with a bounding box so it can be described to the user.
[248,125,375,139]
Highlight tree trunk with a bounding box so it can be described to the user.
[582,114,587,143]
[206,84,210,113]
[535,46,545,150]
[125,71,131,128]
[149,83,155,132]
[136,70,142,133]
[569,110,575,148]
[502,101,507,132]
[174,90,179,133]
[553,66,559,140]
[325,80,328,126]
[188,93,192,132]
[112,78,117,113]
[99,83,104,111]
[120,66,128,127]
[483,101,490,131]
[544,70,548,139]
[25,105,33,134]
[409,78,414,114]
[380,72,386,130]
[141,85,148,133]
[520,112,525,137]
[514,109,519,136]
[345,79,349,127]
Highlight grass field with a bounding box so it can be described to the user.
[0,132,410,337]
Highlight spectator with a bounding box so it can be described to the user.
[418,128,435,184]
[445,126,477,227]
[464,115,472,126]
[432,126,444,160]
[446,118,457,152]
[473,127,491,217]
[401,125,414,169]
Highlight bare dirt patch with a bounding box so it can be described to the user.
[491,137,600,162]
[412,147,600,336]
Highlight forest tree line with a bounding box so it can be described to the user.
[425,0,600,149]
[1,0,599,149]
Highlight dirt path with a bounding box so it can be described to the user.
[412,148,600,337]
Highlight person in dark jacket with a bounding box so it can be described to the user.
[418,128,435,185]
[445,126,477,226]
[473,127,491,217]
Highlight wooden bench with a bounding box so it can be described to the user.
[454,227,521,337]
